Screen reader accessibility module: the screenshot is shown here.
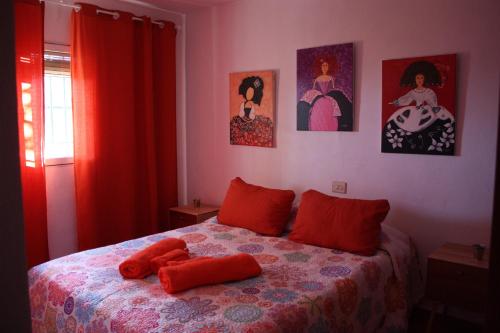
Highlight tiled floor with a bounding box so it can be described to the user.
[409,307,484,333]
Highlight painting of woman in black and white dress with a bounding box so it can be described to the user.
[382,54,456,155]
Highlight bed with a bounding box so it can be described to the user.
[29,217,420,333]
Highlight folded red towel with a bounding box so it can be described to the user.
[161,256,211,267]
[158,253,262,293]
[119,238,187,279]
[150,249,190,273]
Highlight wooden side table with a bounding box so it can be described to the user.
[425,243,489,332]
[168,205,219,230]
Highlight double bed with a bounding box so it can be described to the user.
[29,217,420,333]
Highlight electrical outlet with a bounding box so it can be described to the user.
[332,181,347,194]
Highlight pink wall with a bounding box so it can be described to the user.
[185,0,500,266]
[45,163,77,258]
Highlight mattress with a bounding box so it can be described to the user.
[29,217,416,333]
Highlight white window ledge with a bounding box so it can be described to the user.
[45,157,74,166]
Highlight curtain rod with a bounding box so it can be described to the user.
[39,0,181,31]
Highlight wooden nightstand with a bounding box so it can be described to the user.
[425,243,489,331]
[168,205,219,230]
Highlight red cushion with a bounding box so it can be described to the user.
[289,190,390,255]
[217,178,295,236]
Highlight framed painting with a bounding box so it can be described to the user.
[382,54,457,155]
[229,70,275,147]
[297,43,353,131]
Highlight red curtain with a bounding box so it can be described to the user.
[71,4,177,250]
[14,0,49,268]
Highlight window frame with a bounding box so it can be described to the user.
[43,43,74,166]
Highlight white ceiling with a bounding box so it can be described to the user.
[133,0,236,13]
[166,0,233,5]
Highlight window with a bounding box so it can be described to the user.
[44,48,73,162]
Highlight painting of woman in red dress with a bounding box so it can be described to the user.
[229,71,275,147]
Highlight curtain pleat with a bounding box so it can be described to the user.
[153,22,178,226]
[14,0,49,268]
[71,4,177,250]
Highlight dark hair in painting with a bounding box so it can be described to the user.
[239,76,264,105]
[400,60,441,87]
[314,54,339,77]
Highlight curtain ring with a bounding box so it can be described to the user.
[152,20,164,29]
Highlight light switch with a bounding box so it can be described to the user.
[332,181,347,194]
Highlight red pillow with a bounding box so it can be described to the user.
[289,190,390,255]
[217,177,295,236]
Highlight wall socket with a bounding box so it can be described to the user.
[332,181,347,194]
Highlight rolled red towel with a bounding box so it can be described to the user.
[158,253,262,293]
[150,249,190,273]
[119,238,187,279]
[161,256,212,267]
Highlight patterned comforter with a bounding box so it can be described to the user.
[29,217,418,333]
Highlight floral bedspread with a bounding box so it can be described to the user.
[29,218,416,333]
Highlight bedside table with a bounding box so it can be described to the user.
[425,243,489,331]
[168,205,219,230]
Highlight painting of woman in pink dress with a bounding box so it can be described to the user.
[297,43,353,131]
